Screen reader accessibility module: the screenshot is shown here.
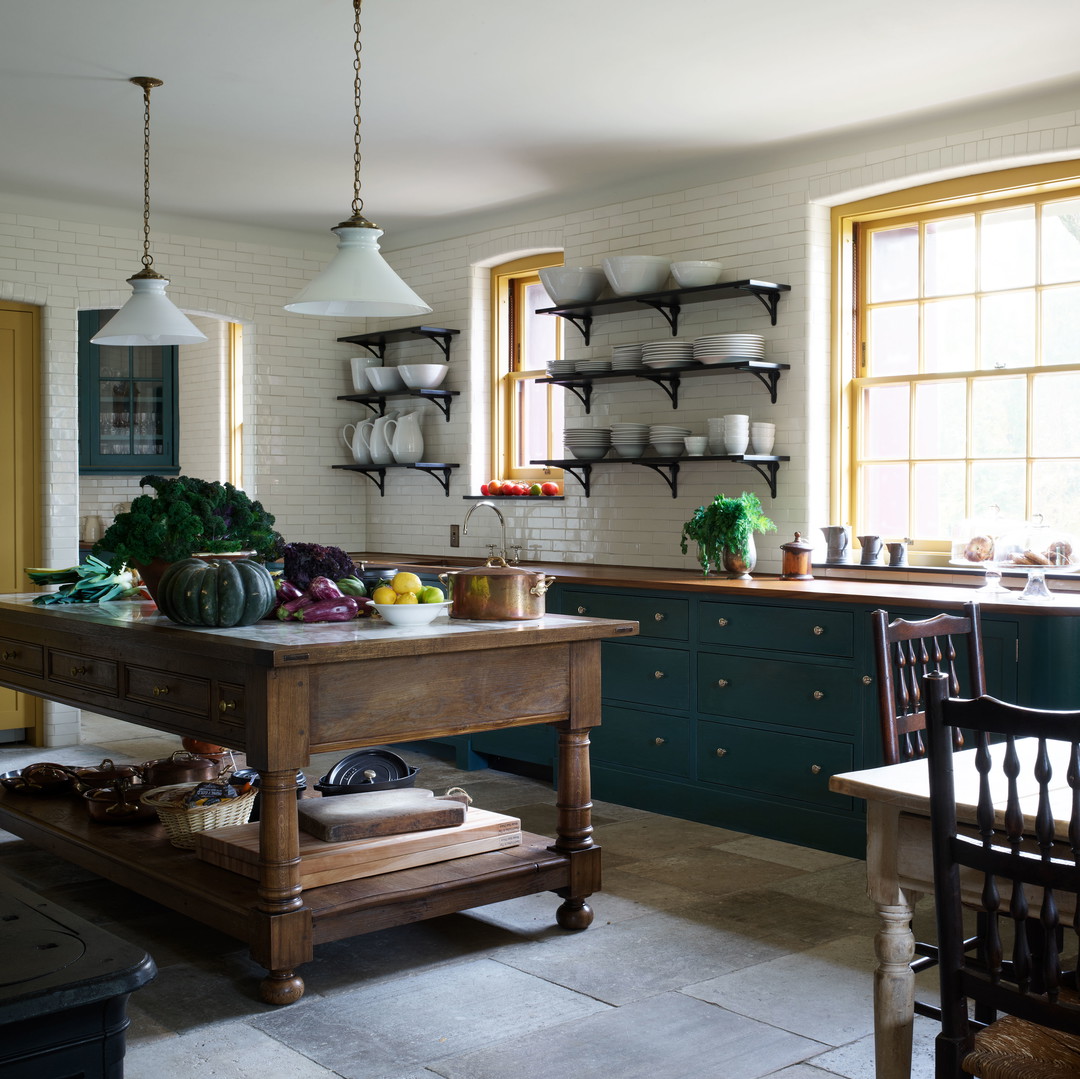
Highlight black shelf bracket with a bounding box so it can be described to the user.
[333,462,460,497]
[639,298,682,337]
[635,459,681,498]
[412,464,456,497]
[744,458,782,498]
[532,459,592,496]
[745,366,782,403]
[334,463,386,495]
[558,312,594,345]
[337,325,461,362]
[337,388,460,423]
[640,372,681,408]
[748,288,782,326]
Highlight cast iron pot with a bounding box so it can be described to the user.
[439,557,556,621]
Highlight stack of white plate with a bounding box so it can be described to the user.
[611,343,645,371]
[693,333,765,364]
[609,422,650,458]
[642,340,696,369]
[575,358,611,375]
[564,426,611,461]
[547,358,577,378]
[649,423,692,456]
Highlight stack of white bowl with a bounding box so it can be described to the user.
[547,358,577,378]
[611,343,645,371]
[751,422,776,454]
[564,426,611,460]
[576,358,611,375]
[609,422,650,458]
[720,414,750,455]
[642,340,696,369]
[693,333,765,365]
[706,417,727,454]
[649,423,692,456]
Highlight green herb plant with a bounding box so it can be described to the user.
[680,491,776,576]
[93,475,284,571]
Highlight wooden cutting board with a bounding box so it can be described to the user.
[194,807,521,888]
[296,788,467,842]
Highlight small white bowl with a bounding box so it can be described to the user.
[538,266,607,305]
[366,367,406,394]
[671,260,724,288]
[601,256,671,296]
[398,363,449,390]
[373,601,451,626]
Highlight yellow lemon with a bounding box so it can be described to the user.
[392,571,423,595]
[372,585,397,605]
[395,591,419,604]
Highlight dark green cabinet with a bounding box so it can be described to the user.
[78,310,179,475]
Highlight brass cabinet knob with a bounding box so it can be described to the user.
[69,665,88,676]
[812,690,825,700]
[717,678,729,688]
[219,699,237,712]
[811,764,822,774]
[577,605,587,615]
[715,747,728,758]
[653,612,665,622]
[653,670,665,679]
[1,650,15,661]
[152,685,169,697]
[862,675,873,685]
[812,625,824,636]
[654,737,666,746]
[717,617,729,627]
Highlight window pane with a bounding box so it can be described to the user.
[132,347,164,380]
[1031,460,1080,534]
[514,377,551,470]
[867,304,918,376]
[980,205,1035,291]
[1032,371,1080,456]
[522,283,558,373]
[913,462,965,539]
[861,463,909,536]
[870,226,918,302]
[1042,286,1080,366]
[925,215,975,296]
[914,381,966,457]
[924,297,975,372]
[971,460,1025,522]
[980,290,1035,369]
[1041,198,1080,284]
[863,384,909,459]
[971,376,1026,456]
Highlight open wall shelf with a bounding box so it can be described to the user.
[333,462,460,497]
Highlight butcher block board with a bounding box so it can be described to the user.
[194,808,522,888]
[296,788,466,842]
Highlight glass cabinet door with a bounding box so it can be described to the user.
[78,310,179,474]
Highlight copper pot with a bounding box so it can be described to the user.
[72,758,143,794]
[439,558,556,621]
[142,750,220,787]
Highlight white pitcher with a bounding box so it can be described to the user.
[388,409,424,464]
[360,412,396,465]
[341,421,371,464]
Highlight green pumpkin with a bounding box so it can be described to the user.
[155,557,276,627]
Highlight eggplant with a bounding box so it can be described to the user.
[277,580,305,602]
[308,576,344,601]
[296,596,360,622]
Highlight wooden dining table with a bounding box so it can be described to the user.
[830,738,1078,1079]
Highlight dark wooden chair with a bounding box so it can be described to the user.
[925,670,1080,1078]
[872,602,987,1023]
[872,601,985,766]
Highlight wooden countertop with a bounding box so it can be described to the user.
[353,553,1080,617]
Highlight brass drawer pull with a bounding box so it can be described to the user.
[812,625,825,636]
[862,675,873,686]
[1,650,16,661]
[219,699,237,712]
[653,670,665,679]
[69,665,88,676]
[716,678,729,688]
[577,605,587,615]
[654,737,666,746]
[812,690,825,700]
[152,685,170,697]
[716,617,729,627]
[715,747,728,758]
[653,612,665,622]
[811,764,822,774]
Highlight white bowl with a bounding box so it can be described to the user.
[567,445,609,460]
[671,260,724,288]
[373,601,451,626]
[366,367,406,394]
[398,363,449,390]
[650,442,685,457]
[601,256,671,296]
[538,266,607,305]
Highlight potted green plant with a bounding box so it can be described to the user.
[680,491,776,578]
[92,475,284,597]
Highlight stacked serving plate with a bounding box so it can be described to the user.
[564,426,611,460]
[609,422,650,458]
[649,423,692,456]
[575,358,611,375]
[693,333,765,364]
[547,358,577,378]
[642,340,696,369]
[611,343,645,371]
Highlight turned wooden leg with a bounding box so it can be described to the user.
[874,903,916,1079]
[260,969,305,1006]
[555,895,593,931]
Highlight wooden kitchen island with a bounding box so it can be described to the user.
[0,596,637,1003]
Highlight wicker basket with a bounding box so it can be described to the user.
[141,783,257,849]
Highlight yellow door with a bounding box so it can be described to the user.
[0,301,42,739]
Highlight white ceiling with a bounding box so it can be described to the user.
[5,0,1080,251]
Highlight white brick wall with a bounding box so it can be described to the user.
[4,101,1080,743]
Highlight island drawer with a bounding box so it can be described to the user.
[698,601,854,657]
[125,666,210,717]
[561,588,688,642]
[47,650,118,695]
[602,642,689,709]
[592,704,691,778]
[0,637,43,678]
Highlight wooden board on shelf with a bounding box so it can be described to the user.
[296,788,467,842]
[194,807,522,888]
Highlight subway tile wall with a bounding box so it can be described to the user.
[2,101,1079,742]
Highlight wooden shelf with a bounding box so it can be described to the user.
[337,325,460,362]
[333,461,460,497]
[337,387,460,421]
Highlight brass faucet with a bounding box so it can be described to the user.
[462,500,510,562]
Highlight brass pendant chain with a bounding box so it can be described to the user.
[130,76,163,277]
[351,0,364,218]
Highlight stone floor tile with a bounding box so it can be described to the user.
[591,811,744,858]
[617,845,807,897]
[715,834,857,872]
[769,858,873,910]
[808,1014,939,1079]
[431,992,826,1079]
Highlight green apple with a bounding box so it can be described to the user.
[419,585,446,604]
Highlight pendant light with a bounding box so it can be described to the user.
[285,0,431,317]
[92,77,207,346]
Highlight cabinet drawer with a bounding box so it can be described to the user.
[698,601,853,657]
[697,652,856,735]
[697,720,854,809]
[563,589,688,642]
[125,665,210,717]
[0,637,43,677]
[48,650,118,695]
[215,683,247,736]
[603,641,689,709]
[592,704,691,778]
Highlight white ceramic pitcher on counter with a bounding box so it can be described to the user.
[386,409,424,464]
[341,420,371,464]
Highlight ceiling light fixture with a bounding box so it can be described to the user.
[285,0,431,318]
[92,78,207,346]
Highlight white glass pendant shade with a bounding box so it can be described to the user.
[91,275,207,346]
[285,225,431,317]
